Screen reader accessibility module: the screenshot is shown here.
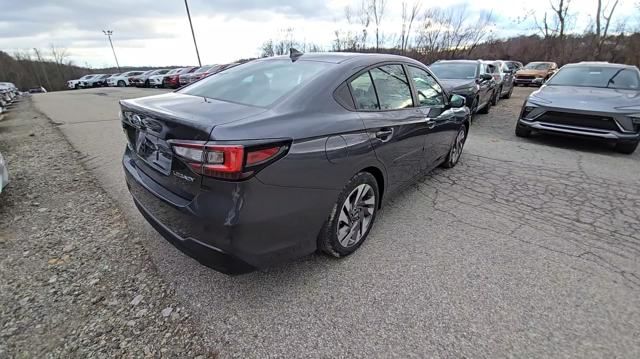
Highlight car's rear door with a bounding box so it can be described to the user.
[350,64,430,192]
[406,65,456,168]
[478,63,494,106]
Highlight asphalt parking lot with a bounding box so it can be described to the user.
[32,87,640,357]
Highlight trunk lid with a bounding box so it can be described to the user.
[120,93,267,199]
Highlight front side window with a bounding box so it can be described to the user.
[369,65,414,110]
[408,66,445,107]
[350,72,379,110]
[181,59,332,107]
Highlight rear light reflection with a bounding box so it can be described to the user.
[168,140,287,180]
[247,147,280,165]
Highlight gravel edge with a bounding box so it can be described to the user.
[0,98,217,358]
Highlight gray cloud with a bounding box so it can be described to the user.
[0,0,332,40]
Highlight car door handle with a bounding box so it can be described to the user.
[375,128,394,142]
[424,118,436,129]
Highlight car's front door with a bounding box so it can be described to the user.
[406,65,456,168]
[350,64,430,192]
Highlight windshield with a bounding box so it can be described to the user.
[181,59,332,107]
[430,63,477,80]
[524,62,551,70]
[546,66,640,90]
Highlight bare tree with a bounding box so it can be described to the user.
[50,44,70,82]
[551,0,571,40]
[358,0,371,49]
[32,48,52,90]
[594,0,620,58]
[399,1,421,53]
[370,0,386,51]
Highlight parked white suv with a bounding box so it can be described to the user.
[67,74,94,89]
[106,71,145,87]
[147,69,173,87]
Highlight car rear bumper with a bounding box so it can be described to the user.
[123,148,337,273]
[517,118,640,141]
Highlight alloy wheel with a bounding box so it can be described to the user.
[336,184,376,248]
[450,127,466,165]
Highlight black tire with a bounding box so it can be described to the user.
[515,123,532,137]
[478,96,492,114]
[441,124,467,168]
[318,172,379,258]
[74,84,79,89]
[117,80,125,87]
[492,87,501,105]
[614,141,639,154]
[503,85,513,99]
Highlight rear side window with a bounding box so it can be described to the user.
[408,66,445,107]
[350,72,379,110]
[370,65,413,110]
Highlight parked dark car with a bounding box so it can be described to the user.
[516,62,640,154]
[120,52,470,274]
[429,59,497,117]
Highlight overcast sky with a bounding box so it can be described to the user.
[0,0,638,68]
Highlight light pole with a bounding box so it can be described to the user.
[102,30,121,72]
[184,0,202,66]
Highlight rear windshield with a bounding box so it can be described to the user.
[547,66,640,90]
[180,60,332,107]
[430,63,477,80]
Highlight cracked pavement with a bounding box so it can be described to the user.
[31,87,640,358]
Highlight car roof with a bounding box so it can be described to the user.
[433,59,482,66]
[567,61,638,70]
[263,52,422,65]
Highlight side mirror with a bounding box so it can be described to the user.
[450,94,465,108]
[480,73,493,81]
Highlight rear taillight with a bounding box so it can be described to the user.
[168,140,288,180]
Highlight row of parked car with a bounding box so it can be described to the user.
[428,59,558,119]
[0,82,19,194]
[66,63,241,90]
[0,82,19,116]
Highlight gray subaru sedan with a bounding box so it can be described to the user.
[120,52,470,274]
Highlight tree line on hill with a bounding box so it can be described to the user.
[2,0,639,92]
[262,0,640,66]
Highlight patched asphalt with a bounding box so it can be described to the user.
[33,87,640,358]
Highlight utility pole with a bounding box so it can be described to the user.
[184,0,202,66]
[102,30,121,72]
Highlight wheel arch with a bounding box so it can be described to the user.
[360,166,385,208]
